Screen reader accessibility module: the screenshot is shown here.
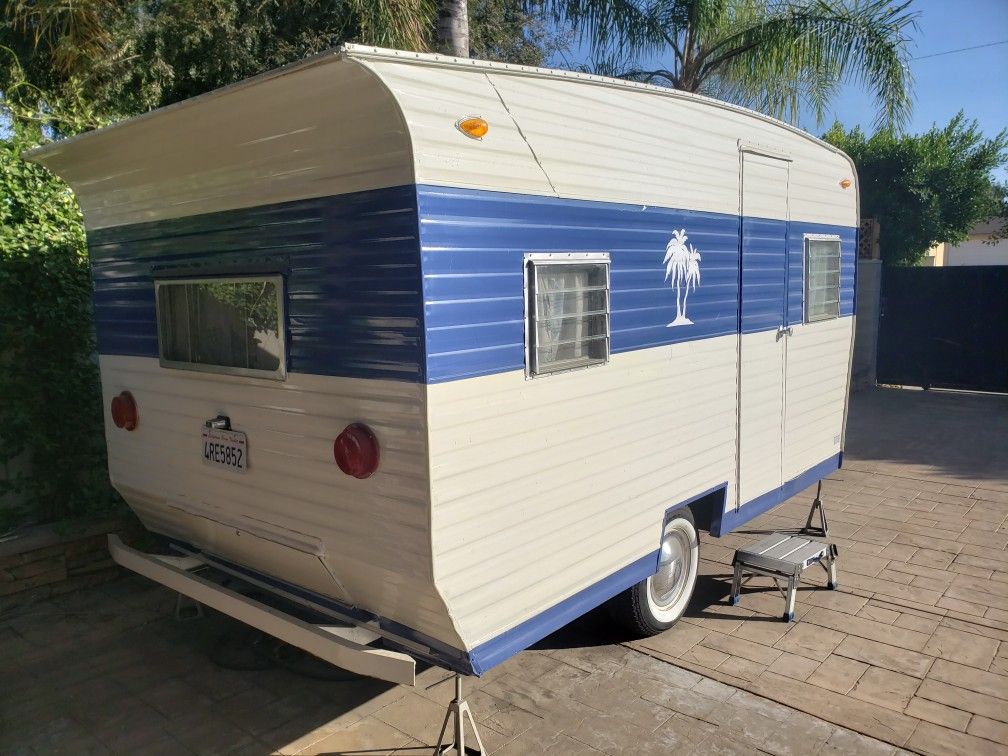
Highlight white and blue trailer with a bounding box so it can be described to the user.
[27,45,857,686]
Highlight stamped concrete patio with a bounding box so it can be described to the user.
[2,387,1007,755]
[624,387,1008,755]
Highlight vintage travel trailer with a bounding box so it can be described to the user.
[27,45,857,686]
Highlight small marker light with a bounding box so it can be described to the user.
[110,391,139,431]
[334,423,380,479]
[839,178,852,189]
[456,116,489,140]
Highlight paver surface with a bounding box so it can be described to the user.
[622,388,1008,755]
[0,579,903,755]
[2,387,1006,755]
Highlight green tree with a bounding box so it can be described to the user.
[823,114,1008,266]
[540,0,917,129]
[2,0,562,117]
[471,0,570,65]
[1,115,122,529]
[2,0,437,115]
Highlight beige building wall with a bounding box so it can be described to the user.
[925,218,1006,266]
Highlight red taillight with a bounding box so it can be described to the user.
[334,423,380,479]
[110,391,139,431]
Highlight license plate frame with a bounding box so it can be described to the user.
[201,427,248,472]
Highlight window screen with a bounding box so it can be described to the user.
[526,255,610,377]
[155,276,285,379]
[804,238,841,323]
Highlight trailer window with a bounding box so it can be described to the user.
[804,237,841,323]
[155,276,286,379]
[525,254,610,377]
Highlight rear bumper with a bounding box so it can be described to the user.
[107,535,416,686]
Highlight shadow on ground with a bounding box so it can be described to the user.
[844,387,1008,487]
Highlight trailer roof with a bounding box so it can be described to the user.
[27,44,847,164]
[25,44,858,231]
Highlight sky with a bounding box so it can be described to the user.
[566,0,1008,180]
[795,0,1008,145]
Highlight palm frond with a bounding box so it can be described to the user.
[347,0,437,51]
[698,0,917,129]
[4,0,120,76]
[566,0,916,130]
[534,0,679,62]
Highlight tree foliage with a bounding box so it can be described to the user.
[540,0,917,129]
[823,114,1008,266]
[1,118,122,529]
[2,0,565,117]
[471,0,571,65]
[0,0,563,527]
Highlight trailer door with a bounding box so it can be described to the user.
[737,151,791,507]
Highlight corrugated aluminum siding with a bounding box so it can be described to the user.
[100,355,463,646]
[88,187,425,382]
[426,339,739,647]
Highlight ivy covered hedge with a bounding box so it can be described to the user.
[0,121,123,531]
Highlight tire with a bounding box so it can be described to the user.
[607,508,700,636]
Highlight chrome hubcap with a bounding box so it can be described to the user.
[649,528,691,608]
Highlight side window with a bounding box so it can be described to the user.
[525,253,610,377]
[804,236,841,323]
[155,276,286,380]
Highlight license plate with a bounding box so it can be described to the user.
[201,427,248,472]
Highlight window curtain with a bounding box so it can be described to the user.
[536,267,588,363]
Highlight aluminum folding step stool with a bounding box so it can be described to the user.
[729,482,838,622]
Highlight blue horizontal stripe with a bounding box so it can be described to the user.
[418,185,856,382]
[88,184,855,384]
[88,186,425,382]
[419,186,742,382]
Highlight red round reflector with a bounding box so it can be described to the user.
[333,423,380,479]
[110,391,139,431]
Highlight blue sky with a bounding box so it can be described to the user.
[796,0,1007,141]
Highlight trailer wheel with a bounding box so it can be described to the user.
[608,509,699,636]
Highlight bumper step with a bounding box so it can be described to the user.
[108,535,415,686]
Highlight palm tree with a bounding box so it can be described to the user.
[664,228,699,325]
[539,0,917,129]
[437,0,470,56]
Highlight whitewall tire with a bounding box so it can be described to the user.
[607,509,700,636]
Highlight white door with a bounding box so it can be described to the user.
[737,152,790,507]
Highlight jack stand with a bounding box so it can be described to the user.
[175,592,203,621]
[802,481,829,539]
[433,674,486,756]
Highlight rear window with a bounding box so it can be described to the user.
[155,276,286,379]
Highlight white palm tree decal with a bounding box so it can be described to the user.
[664,228,701,327]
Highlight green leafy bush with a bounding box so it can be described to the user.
[824,114,1008,266]
[0,119,123,529]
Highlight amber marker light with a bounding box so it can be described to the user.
[839,178,852,189]
[456,116,489,140]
